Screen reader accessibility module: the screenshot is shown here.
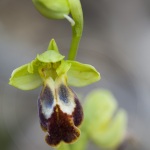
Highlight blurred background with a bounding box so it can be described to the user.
[0,0,150,149]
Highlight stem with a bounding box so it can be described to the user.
[68,31,81,60]
[67,0,83,60]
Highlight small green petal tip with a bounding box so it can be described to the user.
[32,0,70,19]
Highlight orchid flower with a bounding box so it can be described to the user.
[9,39,100,147]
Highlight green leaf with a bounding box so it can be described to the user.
[37,50,65,63]
[47,39,59,52]
[66,61,100,87]
[9,64,43,90]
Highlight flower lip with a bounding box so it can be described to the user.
[45,104,81,147]
[38,76,83,147]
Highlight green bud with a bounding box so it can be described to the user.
[32,0,70,19]
[83,89,127,149]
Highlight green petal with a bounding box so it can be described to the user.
[37,50,65,63]
[67,61,100,87]
[9,64,43,90]
[27,58,41,73]
[56,60,71,76]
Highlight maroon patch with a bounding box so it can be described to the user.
[45,105,81,147]
[72,96,84,126]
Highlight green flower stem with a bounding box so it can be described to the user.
[67,0,83,60]
[68,35,81,60]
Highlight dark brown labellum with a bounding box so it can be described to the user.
[38,78,83,147]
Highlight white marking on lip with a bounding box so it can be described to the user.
[41,77,56,119]
[41,102,55,119]
[57,91,76,115]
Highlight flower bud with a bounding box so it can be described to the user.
[32,0,70,19]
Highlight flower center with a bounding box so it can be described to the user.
[38,62,61,80]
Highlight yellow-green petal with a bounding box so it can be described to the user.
[37,50,65,63]
[9,64,43,90]
[27,58,41,73]
[67,61,100,87]
[56,60,71,76]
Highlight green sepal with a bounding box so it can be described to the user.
[9,64,43,90]
[47,39,59,52]
[32,0,70,19]
[37,50,65,63]
[67,61,100,87]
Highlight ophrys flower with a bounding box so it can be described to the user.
[9,39,100,147]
